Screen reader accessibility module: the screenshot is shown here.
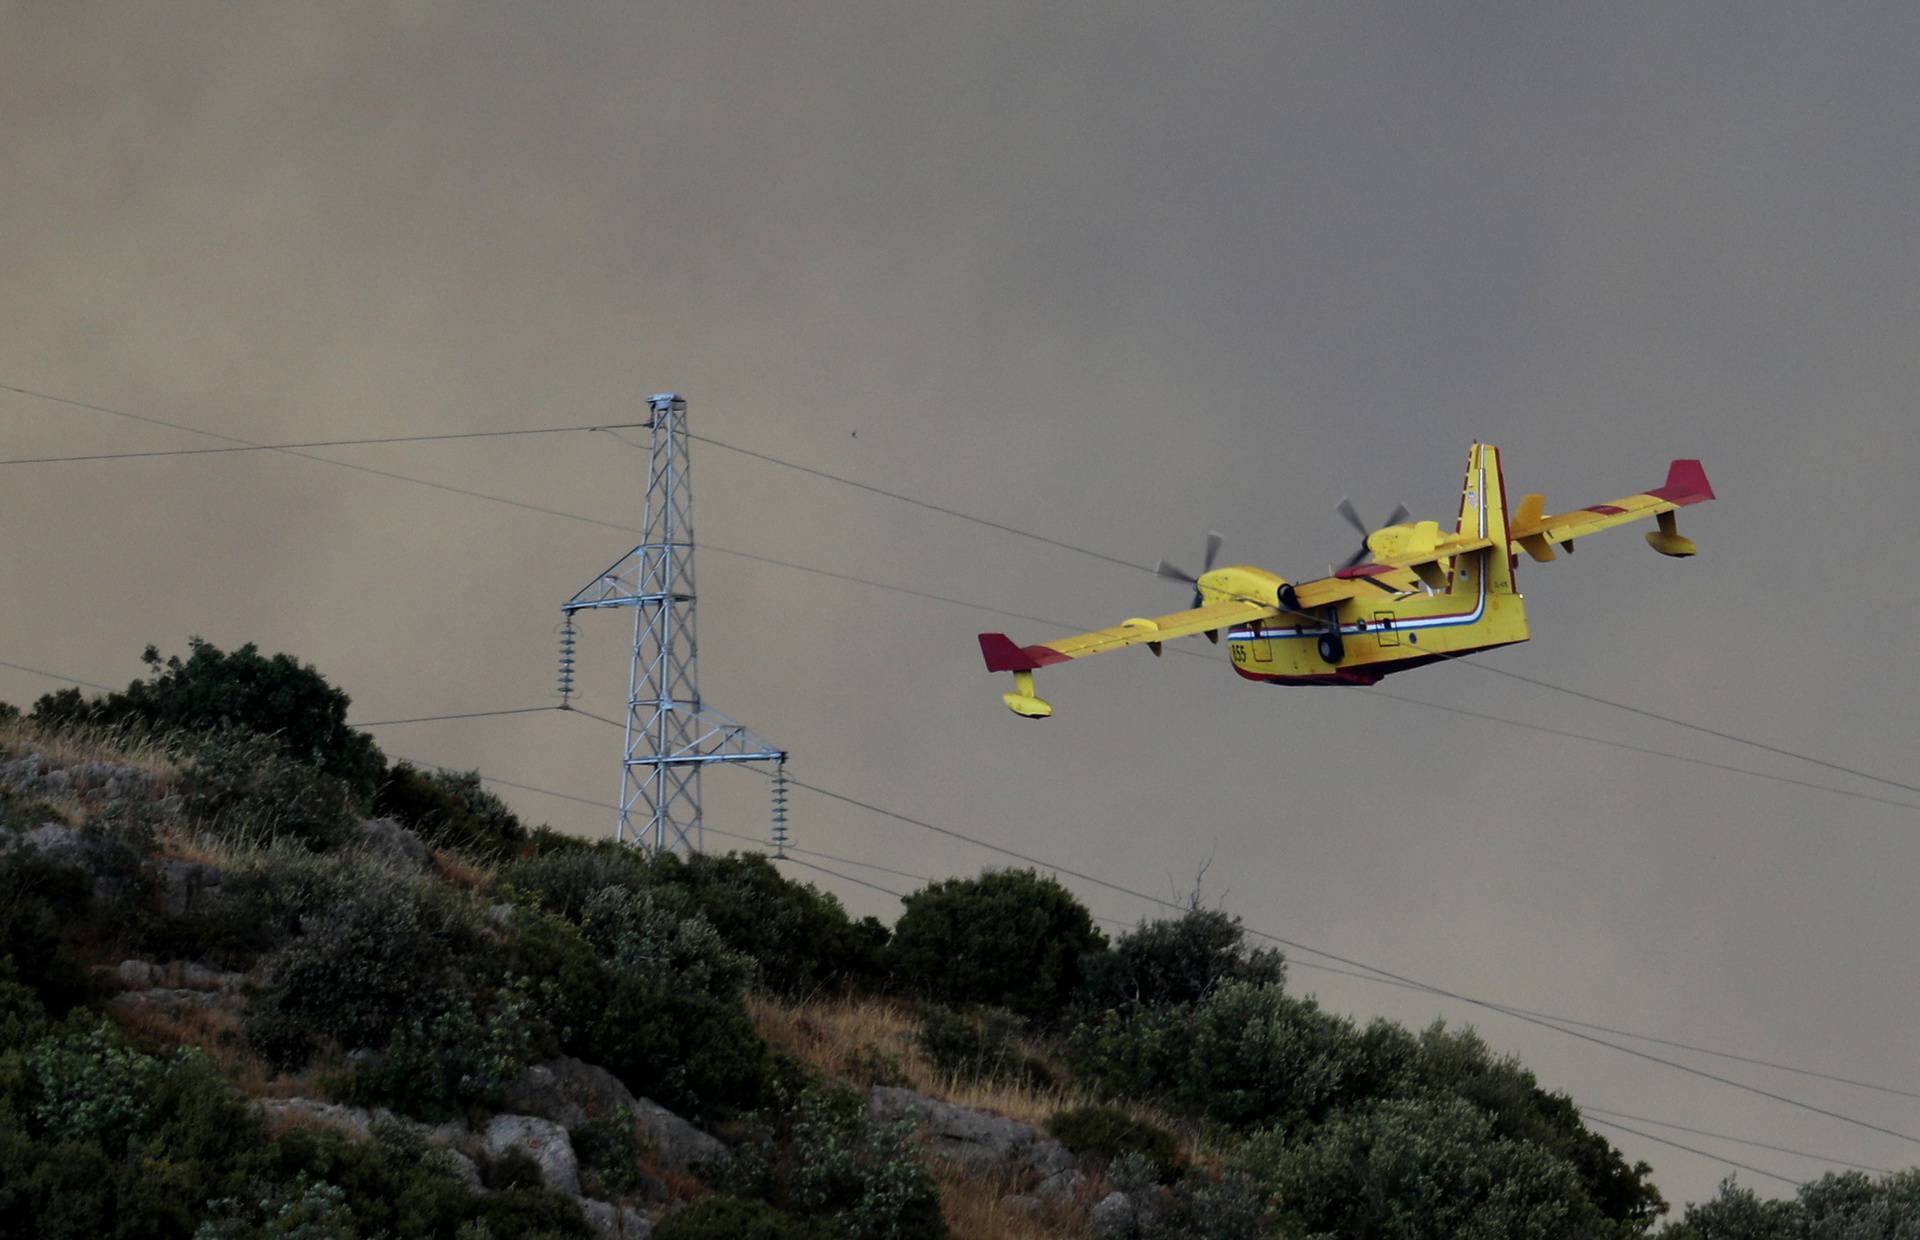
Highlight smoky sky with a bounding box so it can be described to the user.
[5,2,1919,1209]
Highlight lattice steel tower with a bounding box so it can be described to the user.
[561,393,787,852]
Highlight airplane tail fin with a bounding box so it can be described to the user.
[1457,443,1517,594]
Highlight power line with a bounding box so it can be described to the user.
[1586,1117,1801,1188]
[681,430,1154,574]
[0,421,649,466]
[351,705,559,728]
[0,659,114,692]
[776,853,910,903]
[1580,1106,1890,1175]
[1458,662,1920,801]
[776,771,1920,1149]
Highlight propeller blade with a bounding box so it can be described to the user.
[1383,504,1411,528]
[1156,559,1197,585]
[1202,531,1224,573]
[1335,498,1369,540]
[1339,544,1371,571]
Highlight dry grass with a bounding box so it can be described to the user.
[932,1158,1094,1240]
[106,997,317,1100]
[0,717,178,781]
[749,994,1210,1239]
[431,847,497,893]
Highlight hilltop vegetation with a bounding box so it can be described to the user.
[0,639,1913,1238]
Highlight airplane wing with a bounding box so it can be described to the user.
[980,597,1281,672]
[1287,532,1498,611]
[1508,459,1715,561]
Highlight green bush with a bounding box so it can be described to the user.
[500,845,652,922]
[1416,1023,1664,1229]
[579,884,752,1001]
[580,973,771,1121]
[890,869,1104,1020]
[152,845,408,971]
[25,1022,165,1149]
[375,763,529,859]
[572,1111,650,1198]
[0,839,95,1013]
[1078,907,1284,1013]
[1068,982,1375,1132]
[0,1028,263,1238]
[1047,1106,1180,1176]
[655,1196,833,1240]
[246,884,474,1068]
[647,852,890,997]
[179,731,363,852]
[31,638,384,802]
[916,1005,1053,1090]
[343,986,545,1122]
[721,1083,946,1240]
[1234,1096,1606,1240]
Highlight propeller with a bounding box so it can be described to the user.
[1157,531,1225,608]
[1335,498,1410,571]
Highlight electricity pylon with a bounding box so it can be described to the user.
[561,393,787,852]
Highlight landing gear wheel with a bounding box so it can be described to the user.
[1317,633,1345,664]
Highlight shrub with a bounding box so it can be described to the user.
[1078,907,1284,1012]
[246,884,473,1068]
[376,763,529,859]
[179,731,364,852]
[1047,1106,1180,1176]
[649,852,890,996]
[721,1083,946,1239]
[580,884,752,1001]
[487,907,613,1048]
[916,1005,1053,1090]
[655,1196,834,1240]
[343,985,545,1122]
[154,845,408,970]
[25,1022,163,1149]
[1068,982,1375,1132]
[581,973,771,1121]
[1234,1096,1606,1240]
[890,869,1104,1020]
[31,638,385,802]
[573,1111,650,1198]
[500,845,652,922]
[0,838,94,1013]
[1416,1022,1664,1229]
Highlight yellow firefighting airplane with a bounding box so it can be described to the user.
[978,444,1714,717]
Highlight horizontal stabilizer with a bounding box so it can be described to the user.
[978,633,1068,673]
[1651,459,1715,505]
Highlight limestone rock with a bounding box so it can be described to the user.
[1036,1167,1087,1202]
[504,1057,636,1130]
[161,859,222,915]
[484,1113,581,1196]
[869,1085,1065,1174]
[117,959,161,987]
[580,1198,653,1239]
[632,1097,729,1172]
[1091,1190,1136,1238]
[359,818,430,868]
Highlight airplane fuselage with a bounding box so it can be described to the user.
[1223,548,1530,685]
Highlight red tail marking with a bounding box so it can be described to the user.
[1650,459,1715,504]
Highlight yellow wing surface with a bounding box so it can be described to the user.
[1508,458,1716,561]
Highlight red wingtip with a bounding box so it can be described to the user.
[979,633,1039,673]
[1651,459,1715,504]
